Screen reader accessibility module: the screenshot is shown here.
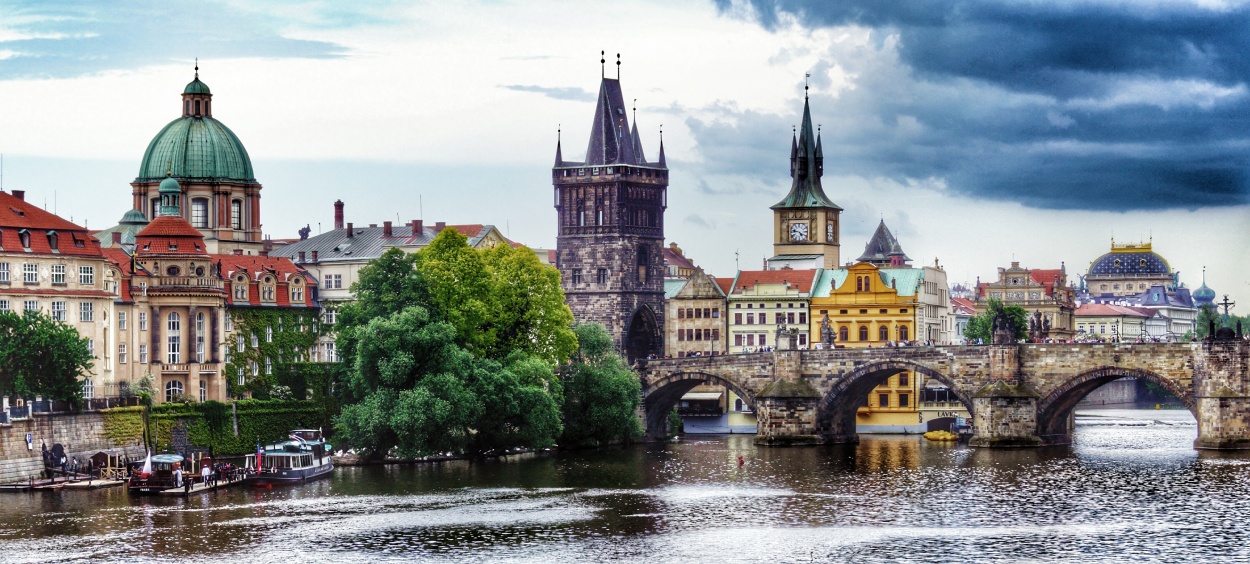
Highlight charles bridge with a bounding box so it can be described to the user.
[636,339,1250,449]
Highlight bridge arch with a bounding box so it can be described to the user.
[816,360,973,443]
[642,371,757,440]
[1036,366,1196,444]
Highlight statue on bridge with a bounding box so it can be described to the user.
[820,313,835,349]
[1028,311,1051,342]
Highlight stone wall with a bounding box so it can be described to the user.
[0,413,145,484]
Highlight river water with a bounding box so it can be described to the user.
[2,408,1247,563]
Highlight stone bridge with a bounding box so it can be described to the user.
[637,341,1250,449]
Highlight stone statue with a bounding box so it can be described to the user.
[820,313,835,348]
[299,224,312,240]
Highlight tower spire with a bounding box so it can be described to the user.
[554,125,563,167]
[657,125,666,168]
[600,50,605,78]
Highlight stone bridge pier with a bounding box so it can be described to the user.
[637,340,1250,450]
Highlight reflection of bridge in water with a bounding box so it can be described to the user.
[637,341,1250,449]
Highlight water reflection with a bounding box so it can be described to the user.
[2,408,1249,562]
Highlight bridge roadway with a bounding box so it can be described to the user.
[636,340,1250,449]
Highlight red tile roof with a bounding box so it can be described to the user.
[216,254,317,308]
[0,192,104,258]
[951,297,977,315]
[1029,268,1064,294]
[714,277,735,295]
[135,216,208,256]
[730,269,819,294]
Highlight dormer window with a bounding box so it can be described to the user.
[46,231,58,251]
[18,229,30,249]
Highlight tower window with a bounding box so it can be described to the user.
[636,247,648,284]
[571,269,582,284]
[597,268,607,284]
[231,200,243,230]
[194,99,201,114]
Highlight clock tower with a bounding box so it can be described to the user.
[768,91,842,270]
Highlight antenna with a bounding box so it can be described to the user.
[616,53,621,80]
[805,72,810,99]
[420,194,424,220]
[735,249,740,271]
[600,50,605,78]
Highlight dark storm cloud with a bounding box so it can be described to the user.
[500,84,594,102]
[0,1,345,80]
[708,0,1250,210]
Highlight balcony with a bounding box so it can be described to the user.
[148,276,224,290]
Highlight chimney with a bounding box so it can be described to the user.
[334,200,344,230]
[11,190,24,201]
[260,250,269,257]
[435,221,446,232]
[412,219,423,233]
[298,251,306,262]
[383,221,392,236]
[112,232,122,244]
[311,250,318,261]
[369,224,377,228]
[346,223,353,237]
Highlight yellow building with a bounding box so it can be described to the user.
[809,261,959,433]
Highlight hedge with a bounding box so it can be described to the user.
[104,399,326,456]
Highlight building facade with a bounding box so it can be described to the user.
[0,190,116,400]
[1074,303,1154,342]
[976,261,1076,340]
[725,269,818,354]
[1085,240,1176,298]
[664,268,728,358]
[553,71,668,361]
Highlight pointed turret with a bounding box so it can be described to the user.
[630,122,647,164]
[857,220,911,267]
[554,131,564,167]
[772,96,840,210]
[583,78,638,166]
[657,131,666,168]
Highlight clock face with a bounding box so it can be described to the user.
[789,222,808,242]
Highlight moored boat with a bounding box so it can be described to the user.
[127,454,185,495]
[243,429,333,486]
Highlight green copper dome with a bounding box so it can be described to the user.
[137,116,255,182]
[159,174,181,194]
[184,77,211,95]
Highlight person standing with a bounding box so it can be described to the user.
[200,463,211,489]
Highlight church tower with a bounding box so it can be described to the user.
[554,57,667,361]
[768,89,842,270]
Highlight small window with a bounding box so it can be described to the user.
[899,394,909,408]
[878,393,890,408]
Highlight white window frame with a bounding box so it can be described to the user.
[50,301,67,321]
[23,263,38,284]
[51,264,66,285]
[79,302,94,322]
[79,265,95,285]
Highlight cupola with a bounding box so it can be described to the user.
[181,64,212,118]
[158,173,182,216]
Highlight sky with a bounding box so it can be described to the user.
[0,0,1246,307]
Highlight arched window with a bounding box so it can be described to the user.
[167,312,181,364]
[185,100,190,115]
[899,325,909,342]
[839,326,848,342]
[864,277,871,292]
[195,312,205,363]
[859,326,869,342]
[194,99,201,114]
[879,326,889,341]
[150,197,160,220]
[735,399,743,412]
[165,380,183,403]
[856,277,863,292]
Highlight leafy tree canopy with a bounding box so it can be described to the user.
[963,298,1029,343]
[559,323,642,448]
[0,310,93,402]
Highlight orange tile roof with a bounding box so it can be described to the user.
[731,269,819,294]
[0,192,104,258]
[135,216,208,256]
[215,254,317,308]
[0,191,84,232]
[951,297,977,314]
[714,277,735,295]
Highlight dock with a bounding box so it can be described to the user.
[157,477,243,496]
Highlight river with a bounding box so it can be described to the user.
[1,408,1247,563]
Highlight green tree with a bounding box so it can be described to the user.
[963,298,1029,343]
[559,323,642,448]
[0,310,94,403]
[334,306,562,458]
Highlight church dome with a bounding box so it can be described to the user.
[1194,282,1216,306]
[1088,245,1171,277]
[136,72,255,183]
[137,117,254,182]
[183,77,211,95]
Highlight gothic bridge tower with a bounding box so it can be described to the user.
[554,59,667,361]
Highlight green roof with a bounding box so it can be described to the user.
[878,269,923,297]
[184,77,211,95]
[664,278,688,299]
[137,116,255,182]
[810,269,848,298]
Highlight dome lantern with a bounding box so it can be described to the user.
[181,62,212,118]
[158,173,182,217]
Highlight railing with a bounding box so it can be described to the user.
[148,277,225,290]
[84,397,140,411]
[8,405,30,420]
[163,364,190,373]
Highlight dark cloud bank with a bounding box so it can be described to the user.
[708,0,1250,211]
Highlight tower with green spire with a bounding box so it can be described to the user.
[768,88,843,270]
